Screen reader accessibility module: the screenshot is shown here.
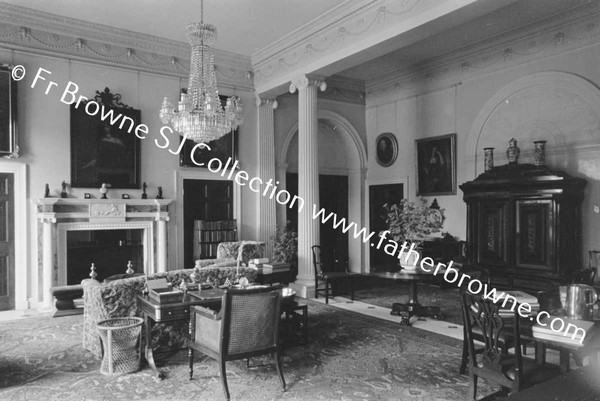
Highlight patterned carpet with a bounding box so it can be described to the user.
[0,300,499,401]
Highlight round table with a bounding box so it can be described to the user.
[371,270,445,325]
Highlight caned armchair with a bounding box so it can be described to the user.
[188,285,286,400]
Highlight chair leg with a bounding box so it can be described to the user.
[315,276,319,299]
[219,358,230,400]
[350,278,355,301]
[275,349,286,392]
[188,348,194,380]
[468,373,478,400]
[459,334,468,374]
[325,279,330,304]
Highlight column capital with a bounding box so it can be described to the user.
[40,215,57,224]
[255,96,278,109]
[289,75,327,94]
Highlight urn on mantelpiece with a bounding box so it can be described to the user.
[533,140,547,167]
[506,138,520,164]
[483,147,495,172]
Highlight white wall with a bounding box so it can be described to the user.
[365,38,600,263]
[0,48,259,305]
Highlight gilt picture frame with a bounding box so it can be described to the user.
[415,133,456,196]
[375,132,398,167]
[70,88,141,188]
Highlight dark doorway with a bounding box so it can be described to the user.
[0,173,14,310]
[286,173,349,270]
[369,183,404,270]
[183,179,234,268]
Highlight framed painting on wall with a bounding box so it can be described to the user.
[0,64,18,158]
[70,88,141,188]
[415,133,456,196]
[375,132,398,167]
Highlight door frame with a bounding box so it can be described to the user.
[0,161,27,310]
[174,170,240,270]
[365,176,408,274]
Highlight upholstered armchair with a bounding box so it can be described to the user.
[188,285,286,400]
[195,240,266,268]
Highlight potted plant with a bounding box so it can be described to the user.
[271,221,298,277]
[381,198,443,269]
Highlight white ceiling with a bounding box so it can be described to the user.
[3,0,598,83]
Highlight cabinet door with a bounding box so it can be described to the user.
[515,199,554,272]
[477,200,510,267]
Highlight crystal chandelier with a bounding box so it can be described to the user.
[159,0,243,143]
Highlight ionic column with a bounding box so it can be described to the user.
[256,96,278,258]
[289,76,326,297]
[275,162,289,227]
[41,216,56,309]
[156,216,169,273]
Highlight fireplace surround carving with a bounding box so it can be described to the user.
[34,198,172,308]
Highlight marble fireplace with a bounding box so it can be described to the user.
[34,198,172,308]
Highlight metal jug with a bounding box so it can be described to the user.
[563,284,598,319]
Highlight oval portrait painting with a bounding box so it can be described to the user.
[375,132,398,167]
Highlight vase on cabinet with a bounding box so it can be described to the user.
[506,138,520,164]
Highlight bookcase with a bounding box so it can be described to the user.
[193,219,237,260]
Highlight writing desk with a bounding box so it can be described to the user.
[137,288,224,378]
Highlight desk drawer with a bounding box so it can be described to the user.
[156,306,191,321]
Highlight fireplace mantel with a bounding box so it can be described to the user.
[33,198,173,308]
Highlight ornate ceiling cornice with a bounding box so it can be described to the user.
[0,2,254,91]
[365,4,600,107]
[251,0,474,94]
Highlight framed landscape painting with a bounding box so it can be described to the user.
[415,133,456,196]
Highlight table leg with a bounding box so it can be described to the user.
[144,315,164,379]
[559,349,570,373]
[408,280,418,305]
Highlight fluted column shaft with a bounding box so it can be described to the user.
[156,216,168,273]
[256,97,278,257]
[290,76,326,285]
[41,217,56,308]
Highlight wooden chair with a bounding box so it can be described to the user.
[188,285,286,400]
[461,291,559,400]
[311,245,359,304]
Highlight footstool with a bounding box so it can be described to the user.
[49,284,84,310]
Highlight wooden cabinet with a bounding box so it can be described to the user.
[460,164,586,292]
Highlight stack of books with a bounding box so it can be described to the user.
[498,290,540,317]
[532,315,595,347]
[262,262,290,273]
[248,258,269,271]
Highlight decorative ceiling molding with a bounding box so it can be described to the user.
[251,0,480,94]
[320,76,365,105]
[366,4,600,107]
[0,3,254,91]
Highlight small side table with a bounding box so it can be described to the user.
[257,269,292,286]
[281,301,308,345]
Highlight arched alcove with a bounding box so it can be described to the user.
[277,110,367,273]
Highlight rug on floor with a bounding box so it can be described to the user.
[0,300,500,401]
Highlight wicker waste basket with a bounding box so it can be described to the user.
[97,317,144,375]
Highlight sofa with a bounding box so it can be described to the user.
[82,265,258,358]
[194,240,266,268]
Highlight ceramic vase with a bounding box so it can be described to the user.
[483,147,494,172]
[506,138,520,164]
[533,140,547,167]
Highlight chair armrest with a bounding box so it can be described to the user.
[192,305,221,320]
